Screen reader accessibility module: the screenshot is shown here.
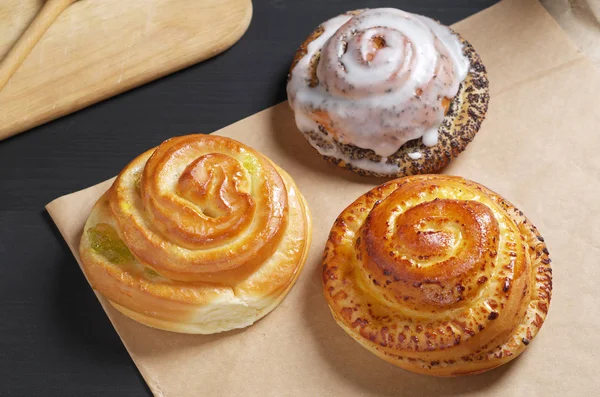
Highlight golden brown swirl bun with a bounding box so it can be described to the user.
[322,175,552,376]
[287,9,489,177]
[79,135,311,334]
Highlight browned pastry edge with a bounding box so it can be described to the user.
[288,14,490,178]
[78,136,313,334]
[104,184,313,334]
[322,176,552,376]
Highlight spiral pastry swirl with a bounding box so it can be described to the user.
[323,175,552,376]
[80,135,311,334]
[287,8,489,177]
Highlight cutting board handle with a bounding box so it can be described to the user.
[0,0,77,91]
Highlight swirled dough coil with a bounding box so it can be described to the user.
[288,9,489,177]
[80,135,312,334]
[322,175,552,376]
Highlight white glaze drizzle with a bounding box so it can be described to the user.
[287,8,469,161]
[294,109,403,175]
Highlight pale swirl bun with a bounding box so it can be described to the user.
[288,9,489,177]
[322,175,552,376]
[79,135,311,334]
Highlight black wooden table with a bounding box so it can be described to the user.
[0,1,498,395]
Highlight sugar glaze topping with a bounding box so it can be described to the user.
[288,8,469,158]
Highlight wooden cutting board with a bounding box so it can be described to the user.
[0,0,252,141]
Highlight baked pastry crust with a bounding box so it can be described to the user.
[322,175,552,376]
[288,10,489,177]
[79,135,311,334]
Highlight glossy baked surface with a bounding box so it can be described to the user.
[79,135,312,334]
[322,175,551,376]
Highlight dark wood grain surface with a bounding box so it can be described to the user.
[0,1,498,395]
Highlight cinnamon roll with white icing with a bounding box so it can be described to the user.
[287,8,489,177]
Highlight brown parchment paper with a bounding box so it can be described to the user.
[46,0,600,395]
[542,0,600,68]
